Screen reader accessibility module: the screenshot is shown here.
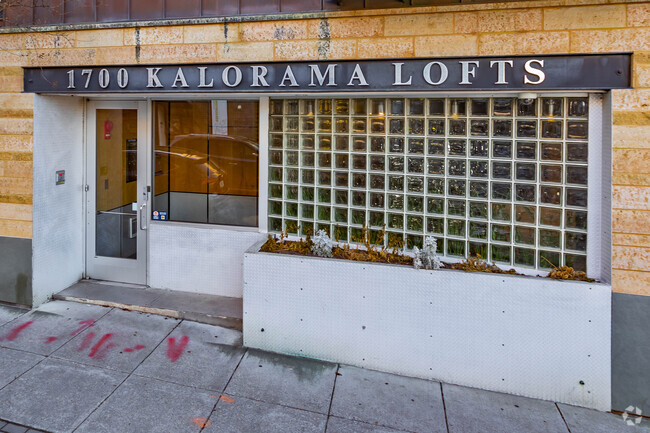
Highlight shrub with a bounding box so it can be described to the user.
[311,229,333,258]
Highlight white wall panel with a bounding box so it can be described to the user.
[149,223,265,298]
[600,93,613,284]
[32,95,85,307]
[244,251,612,411]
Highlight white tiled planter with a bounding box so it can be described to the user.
[243,248,611,411]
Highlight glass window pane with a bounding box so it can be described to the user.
[469,222,488,239]
[153,101,259,227]
[515,184,535,202]
[515,226,535,245]
[515,247,536,267]
[517,99,537,117]
[96,109,139,259]
[493,98,513,116]
[565,254,586,272]
[516,141,536,159]
[515,205,536,224]
[471,99,489,116]
[429,99,445,116]
[491,245,511,264]
[492,141,512,158]
[568,98,588,118]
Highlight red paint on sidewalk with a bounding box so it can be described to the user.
[89,333,113,358]
[166,336,189,362]
[1,321,33,341]
[45,336,58,344]
[123,344,146,353]
[70,320,95,336]
[78,332,96,352]
[93,342,115,360]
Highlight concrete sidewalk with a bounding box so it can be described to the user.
[0,301,645,433]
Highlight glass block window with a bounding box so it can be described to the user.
[268,97,590,272]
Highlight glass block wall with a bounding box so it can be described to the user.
[267,97,589,272]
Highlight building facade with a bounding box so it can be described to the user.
[0,0,648,415]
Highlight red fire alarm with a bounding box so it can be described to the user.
[104,120,113,139]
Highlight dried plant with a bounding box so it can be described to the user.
[260,229,313,256]
[541,256,595,282]
[546,266,594,282]
[261,231,595,282]
[335,226,410,265]
[260,225,412,266]
[451,255,519,275]
[387,233,405,255]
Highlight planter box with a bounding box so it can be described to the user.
[243,248,611,411]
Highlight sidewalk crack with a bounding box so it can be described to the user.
[441,383,450,433]
[556,402,572,433]
[324,364,341,432]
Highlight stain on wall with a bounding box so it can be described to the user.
[612,292,650,414]
[0,236,32,306]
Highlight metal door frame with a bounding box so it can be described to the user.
[84,100,150,284]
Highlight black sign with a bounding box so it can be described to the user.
[24,54,630,93]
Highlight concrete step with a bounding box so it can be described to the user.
[53,280,242,331]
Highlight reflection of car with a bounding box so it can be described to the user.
[155,134,259,196]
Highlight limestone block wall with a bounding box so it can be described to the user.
[0,0,648,295]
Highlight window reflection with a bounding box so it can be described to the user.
[153,100,259,227]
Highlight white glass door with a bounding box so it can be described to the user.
[85,101,148,284]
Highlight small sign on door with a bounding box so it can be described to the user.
[152,211,167,221]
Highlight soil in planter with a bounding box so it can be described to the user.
[260,234,414,266]
[261,234,596,281]
[450,256,520,275]
[451,256,596,281]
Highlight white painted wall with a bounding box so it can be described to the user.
[149,223,265,298]
[244,251,612,411]
[32,95,85,307]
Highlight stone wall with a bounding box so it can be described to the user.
[0,0,648,295]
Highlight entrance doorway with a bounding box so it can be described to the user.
[85,101,149,284]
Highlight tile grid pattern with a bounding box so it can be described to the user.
[0,300,642,433]
[268,97,590,272]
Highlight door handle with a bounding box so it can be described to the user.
[139,203,147,230]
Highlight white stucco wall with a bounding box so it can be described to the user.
[32,95,85,306]
[149,222,265,298]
